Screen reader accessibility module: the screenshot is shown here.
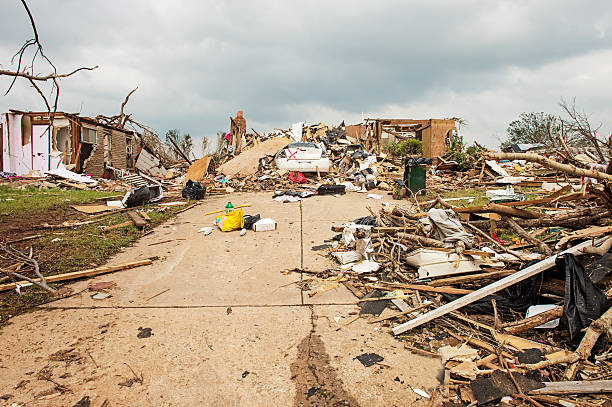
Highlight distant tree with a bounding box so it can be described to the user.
[500,112,560,151]
[165,129,193,161]
[201,136,208,155]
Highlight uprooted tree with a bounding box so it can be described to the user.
[0,0,98,129]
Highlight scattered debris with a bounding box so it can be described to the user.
[354,353,384,367]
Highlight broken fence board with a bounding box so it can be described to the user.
[392,238,604,335]
[0,259,155,292]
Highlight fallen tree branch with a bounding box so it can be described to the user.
[503,216,552,256]
[484,152,612,182]
[564,305,612,380]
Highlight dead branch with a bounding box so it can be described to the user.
[559,97,607,161]
[0,243,55,293]
[503,216,552,256]
[119,87,138,128]
[1,0,98,130]
[0,66,98,82]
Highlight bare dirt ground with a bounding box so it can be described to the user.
[0,191,443,406]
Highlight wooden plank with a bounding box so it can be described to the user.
[128,211,147,228]
[72,205,117,214]
[0,259,154,292]
[529,380,612,395]
[392,238,603,335]
[103,221,133,232]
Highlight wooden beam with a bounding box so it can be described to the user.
[529,380,612,395]
[0,259,155,292]
[392,238,604,335]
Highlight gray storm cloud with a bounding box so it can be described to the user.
[1,0,612,155]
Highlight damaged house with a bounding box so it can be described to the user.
[346,118,458,159]
[1,110,138,177]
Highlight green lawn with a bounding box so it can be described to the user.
[0,186,189,327]
[0,185,119,216]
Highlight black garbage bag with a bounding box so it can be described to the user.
[243,214,261,230]
[124,186,152,207]
[317,184,346,195]
[441,261,542,316]
[182,180,206,200]
[558,254,608,345]
[404,157,433,166]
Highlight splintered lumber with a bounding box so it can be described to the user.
[565,305,612,380]
[502,306,564,335]
[503,216,552,256]
[0,258,155,292]
[392,238,603,335]
[529,380,612,395]
[485,152,612,182]
[128,211,147,228]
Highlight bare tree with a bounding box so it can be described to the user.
[559,97,609,161]
[1,0,98,130]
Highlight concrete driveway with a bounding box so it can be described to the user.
[0,192,442,406]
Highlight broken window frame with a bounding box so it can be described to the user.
[80,125,97,144]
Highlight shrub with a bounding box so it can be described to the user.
[384,139,423,157]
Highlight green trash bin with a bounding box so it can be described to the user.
[404,164,426,195]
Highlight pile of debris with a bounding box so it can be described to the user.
[299,152,612,405]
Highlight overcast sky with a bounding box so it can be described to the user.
[2,1,612,156]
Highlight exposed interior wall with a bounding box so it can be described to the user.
[0,115,5,172]
[31,124,50,172]
[4,113,30,175]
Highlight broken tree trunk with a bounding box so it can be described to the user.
[503,216,552,256]
[502,306,564,335]
[564,305,612,380]
[484,152,612,182]
[583,235,612,255]
[168,135,193,165]
[392,238,604,335]
[455,203,541,219]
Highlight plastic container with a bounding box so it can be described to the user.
[253,218,277,232]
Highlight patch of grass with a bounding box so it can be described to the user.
[0,203,187,328]
[422,188,489,207]
[0,186,118,216]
